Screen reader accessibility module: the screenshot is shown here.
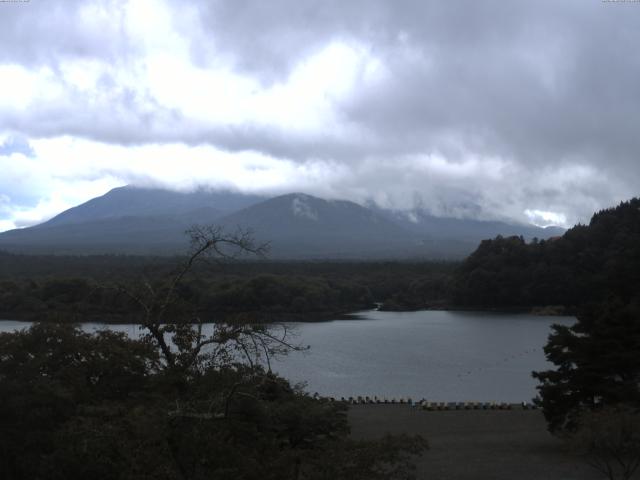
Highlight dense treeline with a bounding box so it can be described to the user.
[0,275,373,322]
[452,198,640,309]
[0,254,456,321]
[0,251,454,282]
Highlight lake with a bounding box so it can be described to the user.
[0,310,574,403]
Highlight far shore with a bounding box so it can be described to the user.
[380,303,574,316]
[0,309,365,325]
[0,303,576,325]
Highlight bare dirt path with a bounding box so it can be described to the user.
[348,405,609,480]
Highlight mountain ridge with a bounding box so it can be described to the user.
[37,185,267,228]
[0,186,565,259]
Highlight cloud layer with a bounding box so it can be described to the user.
[0,0,638,230]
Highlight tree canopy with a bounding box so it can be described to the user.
[0,323,426,480]
[532,298,640,433]
[453,198,640,309]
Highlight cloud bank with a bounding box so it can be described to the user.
[0,0,638,230]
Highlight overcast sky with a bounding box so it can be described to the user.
[1,0,638,231]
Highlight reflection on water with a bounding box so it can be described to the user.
[0,310,575,402]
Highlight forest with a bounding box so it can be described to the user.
[2,199,640,321]
[452,198,640,311]
[0,252,455,322]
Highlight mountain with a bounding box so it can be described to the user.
[0,186,565,258]
[0,215,197,255]
[37,186,265,228]
[216,193,418,258]
[382,208,565,243]
[0,187,268,255]
[214,193,565,258]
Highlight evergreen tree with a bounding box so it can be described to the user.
[533,298,640,433]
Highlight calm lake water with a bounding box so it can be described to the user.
[0,310,575,403]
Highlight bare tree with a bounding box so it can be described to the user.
[114,225,304,374]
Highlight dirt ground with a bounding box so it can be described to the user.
[348,405,613,480]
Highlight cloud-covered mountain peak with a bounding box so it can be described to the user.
[0,187,566,258]
[291,194,319,221]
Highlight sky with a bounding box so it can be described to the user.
[1,0,639,232]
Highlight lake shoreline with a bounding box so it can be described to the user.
[0,309,365,325]
[0,304,574,325]
[380,303,574,316]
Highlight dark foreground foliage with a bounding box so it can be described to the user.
[533,298,640,433]
[0,323,426,480]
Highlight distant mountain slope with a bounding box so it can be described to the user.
[0,212,216,255]
[0,186,267,255]
[38,186,266,228]
[0,186,565,259]
[380,208,564,243]
[216,193,418,258]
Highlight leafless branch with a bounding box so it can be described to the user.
[98,225,301,376]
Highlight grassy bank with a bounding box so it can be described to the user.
[348,405,604,480]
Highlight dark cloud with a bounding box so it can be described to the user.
[0,0,639,227]
[191,1,640,170]
[0,0,134,66]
